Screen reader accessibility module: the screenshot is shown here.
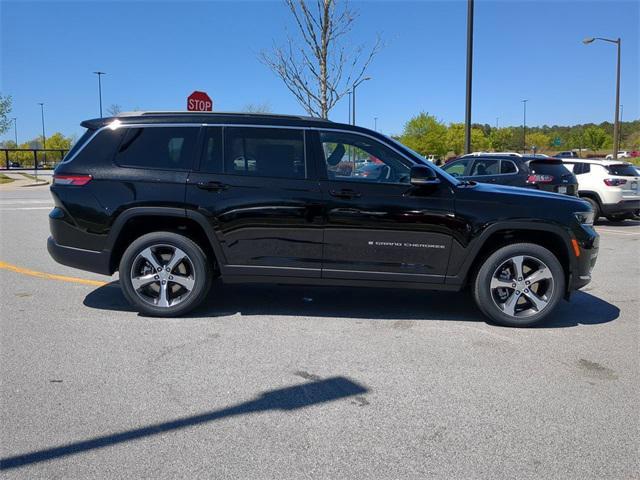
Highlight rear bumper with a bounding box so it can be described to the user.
[600,199,640,215]
[47,237,111,275]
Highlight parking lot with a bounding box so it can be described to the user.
[0,183,638,479]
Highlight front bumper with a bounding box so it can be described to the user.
[47,237,112,275]
[569,226,599,291]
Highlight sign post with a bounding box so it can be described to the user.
[187,91,213,112]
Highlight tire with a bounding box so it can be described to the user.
[119,231,211,317]
[606,214,631,222]
[472,243,565,327]
[580,196,600,221]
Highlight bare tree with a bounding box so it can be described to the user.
[242,102,272,114]
[260,0,381,119]
[107,104,122,116]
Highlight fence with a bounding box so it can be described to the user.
[1,149,69,170]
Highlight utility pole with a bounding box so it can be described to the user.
[12,117,17,145]
[464,0,474,154]
[351,77,371,126]
[374,117,378,131]
[38,103,46,179]
[93,71,106,117]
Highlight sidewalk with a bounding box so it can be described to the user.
[0,172,49,190]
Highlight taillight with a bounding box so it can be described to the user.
[53,174,92,186]
[527,174,554,184]
[603,178,627,186]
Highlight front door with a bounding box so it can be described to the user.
[186,126,324,278]
[313,130,456,283]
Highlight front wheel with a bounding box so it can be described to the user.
[119,232,211,317]
[472,243,565,327]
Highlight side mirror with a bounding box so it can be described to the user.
[410,165,441,186]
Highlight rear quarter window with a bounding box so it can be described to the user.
[115,127,198,171]
[606,164,637,176]
[66,128,124,166]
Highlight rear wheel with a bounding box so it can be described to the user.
[472,243,565,327]
[119,231,211,317]
[581,196,600,221]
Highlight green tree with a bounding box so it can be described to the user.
[488,127,518,151]
[398,112,448,158]
[446,123,489,155]
[0,94,12,135]
[525,132,552,151]
[584,126,608,152]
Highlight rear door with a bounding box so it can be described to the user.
[468,158,501,184]
[185,126,324,277]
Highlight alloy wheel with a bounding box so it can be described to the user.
[490,255,555,318]
[130,244,196,308]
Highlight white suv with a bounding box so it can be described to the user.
[561,159,640,221]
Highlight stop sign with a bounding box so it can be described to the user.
[187,91,213,111]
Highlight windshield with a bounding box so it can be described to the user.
[606,164,638,176]
[386,136,462,185]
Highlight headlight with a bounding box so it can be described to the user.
[575,211,595,226]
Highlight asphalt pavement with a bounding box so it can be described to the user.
[1,184,638,479]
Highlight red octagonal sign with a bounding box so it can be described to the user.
[187,91,213,111]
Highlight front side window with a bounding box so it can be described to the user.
[224,127,305,179]
[470,159,499,176]
[443,159,470,177]
[319,131,411,184]
[115,127,198,170]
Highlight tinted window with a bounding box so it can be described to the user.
[200,127,223,173]
[606,164,637,176]
[500,160,517,174]
[443,159,470,177]
[319,131,411,184]
[530,161,572,176]
[115,127,198,170]
[63,128,95,162]
[72,128,124,166]
[224,127,305,179]
[470,159,499,176]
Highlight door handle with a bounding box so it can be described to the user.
[196,181,229,191]
[330,189,361,199]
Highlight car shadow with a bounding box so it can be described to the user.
[83,280,619,328]
[596,218,640,227]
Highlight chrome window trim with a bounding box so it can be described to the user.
[62,122,441,179]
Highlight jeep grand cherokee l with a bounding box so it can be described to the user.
[48,112,599,327]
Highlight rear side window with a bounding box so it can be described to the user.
[224,127,305,179]
[200,127,223,173]
[69,128,124,166]
[115,127,198,170]
[500,160,517,174]
[530,161,572,176]
[470,159,499,176]
[63,128,95,162]
[606,164,637,176]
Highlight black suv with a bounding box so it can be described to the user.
[48,112,599,327]
[442,155,578,196]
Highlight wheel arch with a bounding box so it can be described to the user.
[106,207,225,274]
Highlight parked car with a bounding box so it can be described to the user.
[48,112,598,327]
[9,161,21,169]
[441,155,578,196]
[555,151,580,159]
[605,151,631,159]
[560,159,640,221]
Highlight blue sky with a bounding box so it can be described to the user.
[1,0,638,141]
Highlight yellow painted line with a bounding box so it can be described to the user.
[0,261,107,287]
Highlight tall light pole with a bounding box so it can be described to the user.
[583,37,621,159]
[347,91,352,124]
[11,117,17,145]
[464,0,474,154]
[521,99,528,154]
[93,71,106,117]
[374,117,378,131]
[37,103,46,176]
[619,104,623,147]
[495,117,499,129]
[351,76,371,126]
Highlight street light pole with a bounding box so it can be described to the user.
[93,71,106,117]
[521,99,528,154]
[619,104,623,148]
[12,117,17,145]
[583,37,621,159]
[347,91,352,124]
[464,0,474,154]
[38,103,46,178]
[351,77,371,126]
[374,117,378,131]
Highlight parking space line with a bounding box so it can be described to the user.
[596,228,640,236]
[0,207,52,211]
[0,261,107,287]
